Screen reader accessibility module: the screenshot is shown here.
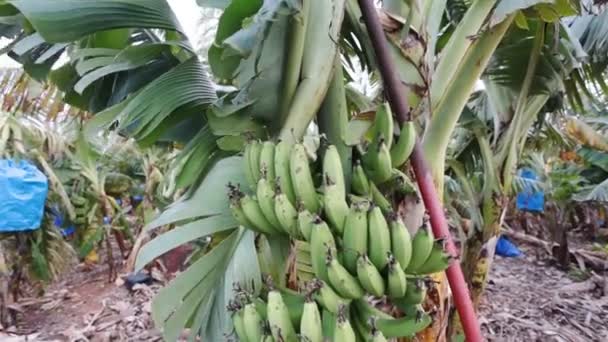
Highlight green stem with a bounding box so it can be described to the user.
[318,56,352,190]
[279,0,346,142]
[499,23,545,195]
[422,15,515,194]
[278,0,310,128]
[431,0,497,107]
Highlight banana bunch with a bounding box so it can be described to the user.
[71,193,96,226]
[228,103,452,340]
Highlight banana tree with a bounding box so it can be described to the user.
[0,0,595,340]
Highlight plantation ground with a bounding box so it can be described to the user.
[1,239,606,341]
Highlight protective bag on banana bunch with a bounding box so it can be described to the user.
[0,159,48,231]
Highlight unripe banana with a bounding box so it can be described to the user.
[323,174,349,234]
[230,304,249,342]
[229,200,255,231]
[323,145,346,199]
[310,218,337,283]
[297,208,315,241]
[406,224,434,272]
[351,160,370,196]
[356,254,385,297]
[362,136,393,184]
[256,177,282,231]
[243,302,263,341]
[310,279,351,315]
[300,296,323,342]
[414,240,450,275]
[370,182,392,213]
[259,141,276,181]
[327,254,365,299]
[239,193,280,235]
[353,299,392,321]
[260,320,275,342]
[387,255,407,298]
[342,203,368,273]
[248,140,263,185]
[290,144,320,213]
[333,305,356,342]
[274,190,299,237]
[380,169,416,196]
[388,213,412,270]
[274,140,297,205]
[375,310,432,338]
[267,289,297,342]
[369,325,388,342]
[390,121,416,168]
[243,142,257,189]
[395,278,427,306]
[367,206,391,271]
[373,103,394,148]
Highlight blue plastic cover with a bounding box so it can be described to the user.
[495,235,523,257]
[0,159,48,231]
[516,168,544,212]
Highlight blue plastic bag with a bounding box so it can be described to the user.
[495,235,522,257]
[0,159,48,231]
[516,168,544,212]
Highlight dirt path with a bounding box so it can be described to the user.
[480,251,608,341]
[2,264,161,341]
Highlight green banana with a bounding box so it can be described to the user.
[267,289,297,342]
[260,321,275,342]
[243,302,263,341]
[334,306,356,342]
[351,309,372,341]
[351,160,370,196]
[259,141,276,181]
[352,299,392,321]
[290,144,320,213]
[279,288,306,328]
[310,217,337,283]
[229,199,255,231]
[321,309,336,341]
[375,310,432,338]
[323,145,346,199]
[356,254,385,297]
[256,177,282,231]
[274,140,297,205]
[372,103,394,148]
[362,136,393,184]
[395,278,427,306]
[239,192,279,235]
[243,142,257,189]
[297,208,315,241]
[369,182,392,213]
[369,324,388,342]
[310,279,351,315]
[274,190,299,237]
[342,203,369,274]
[300,296,323,342]
[386,255,407,298]
[323,173,349,234]
[326,254,365,299]
[380,169,416,196]
[232,308,249,342]
[248,140,263,185]
[367,205,391,271]
[390,121,416,168]
[414,240,450,275]
[406,224,434,272]
[388,213,412,270]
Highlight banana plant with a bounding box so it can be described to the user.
[0,0,601,340]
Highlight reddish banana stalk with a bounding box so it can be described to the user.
[356,1,483,341]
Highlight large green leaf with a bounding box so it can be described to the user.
[115,57,216,142]
[9,0,182,43]
[134,212,237,271]
[145,156,247,230]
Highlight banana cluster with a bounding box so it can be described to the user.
[229,279,433,342]
[71,194,94,226]
[229,103,451,340]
